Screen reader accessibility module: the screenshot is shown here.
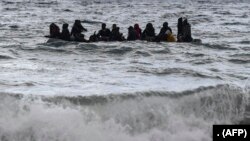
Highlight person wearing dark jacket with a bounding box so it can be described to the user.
[97,23,111,41]
[176,18,193,42]
[141,23,156,41]
[127,26,137,41]
[111,24,117,33]
[110,24,118,41]
[156,22,172,41]
[111,27,125,41]
[71,20,87,35]
[71,20,87,42]
[134,24,142,40]
[182,19,193,42]
[60,23,70,41]
[49,23,60,38]
[177,18,183,36]
[177,17,183,42]
[89,31,99,42]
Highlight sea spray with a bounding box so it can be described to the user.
[0,85,248,141]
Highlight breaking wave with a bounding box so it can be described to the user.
[0,84,249,141]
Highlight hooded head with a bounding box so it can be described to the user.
[112,24,117,30]
[134,24,140,29]
[178,17,183,23]
[146,23,153,29]
[102,23,106,30]
[75,20,81,25]
[50,23,59,31]
[63,23,69,29]
[128,26,134,31]
[178,17,183,27]
[163,22,168,28]
[50,23,56,28]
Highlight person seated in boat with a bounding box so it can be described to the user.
[71,20,88,42]
[117,27,126,41]
[111,26,125,41]
[177,18,193,42]
[127,26,137,41]
[111,24,117,34]
[182,19,193,42]
[141,23,156,41]
[60,23,70,41]
[177,17,183,42]
[156,22,173,41]
[134,24,142,40]
[89,31,99,42]
[97,23,111,41]
[47,23,60,38]
[110,24,118,41]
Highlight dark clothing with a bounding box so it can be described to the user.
[142,29,155,38]
[127,29,137,41]
[161,27,172,34]
[182,23,193,42]
[60,29,70,41]
[74,34,87,42]
[70,21,87,42]
[60,24,70,41]
[142,23,155,41]
[111,28,116,34]
[135,28,141,39]
[141,29,155,41]
[110,29,124,41]
[97,28,111,41]
[71,23,87,36]
[157,27,172,41]
[177,17,183,42]
[177,18,193,42]
[177,17,183,37]
[110,28,118,41]
[134,24,142,40]
[49,23,60,38]
[98,29,111,38]
[89,32,99,42]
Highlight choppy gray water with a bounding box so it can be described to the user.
[0,0,250,141]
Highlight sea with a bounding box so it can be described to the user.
[0,0,250,141]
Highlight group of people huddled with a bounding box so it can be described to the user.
[47,17,193,43]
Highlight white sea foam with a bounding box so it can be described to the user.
[0,85,249,141]
[0,0,250,140]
